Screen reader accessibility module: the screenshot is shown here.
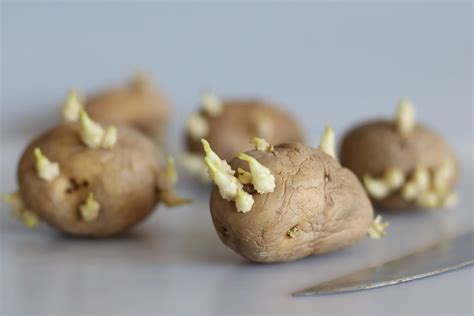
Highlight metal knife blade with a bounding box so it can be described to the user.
[293,231,474,297]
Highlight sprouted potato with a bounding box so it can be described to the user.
[182,93,304,181]
[340,99,459,210]
[4,110,188,236]
[61,73,171,140]
[202,128,383,263]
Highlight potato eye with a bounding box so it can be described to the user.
[65,178,89,194]
[324,171,331,183]
[286,225,299,238]
[69,178,79,187]
[219,226,229,237]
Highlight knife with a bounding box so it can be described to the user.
[293,231,474,296]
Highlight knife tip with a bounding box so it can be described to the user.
[292,291,310,297]
[292,289,327,297]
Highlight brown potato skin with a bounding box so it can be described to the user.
[85,85,170,139]
[186,99,304,160]
[339,120,459,210]
[210,143,373,263]
[18,123,163,237]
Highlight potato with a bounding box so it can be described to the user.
[10,110,185,237]
[62,73,171,140]
[182,95,304,180]
[340,99,459,210]
[202,128,376,263]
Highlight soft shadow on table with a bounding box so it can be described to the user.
[163,201,245,265]
[0,202,241,266]
[208,244,369,315]
[174,226,243,265]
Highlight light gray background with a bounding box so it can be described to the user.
[1,1,473,315]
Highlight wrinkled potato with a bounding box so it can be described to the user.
[340,99,459,210]
[64,73,171,139]
[8,110,185,237]
[182,95,304,179]
[203,129,377,263]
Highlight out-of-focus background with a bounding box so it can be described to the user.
[1,1,472,315]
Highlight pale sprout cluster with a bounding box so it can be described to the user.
[186,92,223,140]
[62,90,118,149]
[183,94,278,182]
[202,126,340,214]
[202,139,248,208]
[162,157,178,188]
[156,157,191,206]
[202,138,276,213]
[250,137,273,152]
[34,148,60,182]
[62,90,84,122]
[182,93,225,178]
[181,137,275,184]
[79,110,117,149]
[364,159,458,209]
[367,215,390,239]
[237,168,252,185]
[237,138,274,186]
[363,167,406,199]
[2,192,39,228]
[187,115,209,140]
[319,126,336,159]
[80,193,101,222]
[237,153,276,194]
[395,98,416,136]
[201,93,223,116]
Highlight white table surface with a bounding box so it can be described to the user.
[1,2,472,315]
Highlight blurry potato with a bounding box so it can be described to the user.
[340,99,459,210]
